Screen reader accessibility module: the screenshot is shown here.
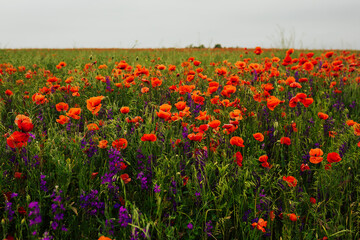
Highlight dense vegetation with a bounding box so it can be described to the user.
[0,48,359,239]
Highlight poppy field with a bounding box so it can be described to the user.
[0,48,359,239]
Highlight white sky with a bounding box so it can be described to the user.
[1,0,359,49]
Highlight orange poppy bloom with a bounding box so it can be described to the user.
[309,148,323,157]
[318,112,329,120]
[159,104,172,112]
[195,111,210,121]
[56,102,69,112]
[208,120,221,129]
[267,96,284,111]
[157,64,166,70]
[151,77,162,87]
[56,115,70,124]
[353,124,360,136]
[309,148,324,164]
[229,109,243,120]
[66,108,81,120]
[141,134,157,142]
[120,107,130,114]
[15,115,33,132]
[141,87,149,93]
[86,96,104,115]
[98,140,108,149]
[327,152,341,163]
[251,218,267,232]
[346,120,356,126]
[221,85,236,98]
[174,101,186,111]
[283,176,297,187]
[112,138,128,150]
[7,131,30,148]
[215,67,227,76]
[98,236,112,240]
[178,85,195,95]
[230,137,245,147]
[288,213,298,222]
[253,133,264,142]
[259,155,268,163]
[157,110,171,120]
[280,137,291,145]
[87,123,99,131]
[32,93,48,105]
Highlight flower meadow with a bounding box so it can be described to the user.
[0,48,359,239]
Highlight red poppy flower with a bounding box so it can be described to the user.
[120,107,130,114]
[91,172,99,179]
[354,124,360,136]
[87,123,99,131]
[56,102,69,112]
[318,112,329,120]
[120,174,131,184]
[280,137,291,145]
[253,133,264,142]
[5,89,13,96]
[156,110,171,120]
[234,151,243,167]
[259,155,268,163]
[303,62,314,71]
[15,114,33,132]
[7,131,30,148]
[288,213,298,221]
[346,120,356,127]
[112,138,128,150]
[14,172,23,179]
[56,115,70,125]
[283,176,297,187]
[301,163,310,171]
[188,133,203,142]
[18,206,27,215]
[32,93,48,105]
[66,108,81,120]
[208,120,221,129]
[174,101,186,111]
[141,134,157,142]
[254,47,263,55]
[98,140,108,149]
[327,152,341,163]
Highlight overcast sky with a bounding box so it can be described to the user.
[1,0,359,49]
